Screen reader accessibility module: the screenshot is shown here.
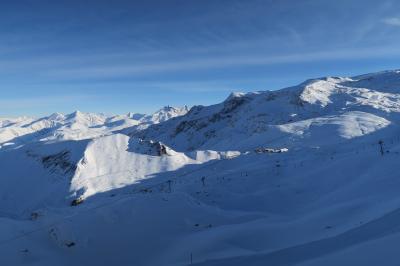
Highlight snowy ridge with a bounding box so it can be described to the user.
[140,105,189,124]
[0,106,188,149]
[70,134,198,199]
[136,70,400,151]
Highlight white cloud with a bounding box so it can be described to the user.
[382,17,400,26]
[43,46,400,79]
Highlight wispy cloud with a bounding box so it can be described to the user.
[2,0,400,116]
[42,45,400,80]
[382,17,400,26]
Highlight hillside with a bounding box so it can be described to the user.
[135,71,400,152]
[1,70,400,265]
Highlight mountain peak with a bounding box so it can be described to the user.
[225,92,247,101]
[127,112,146,120]
[140,105,189,125]
[157,105,189,113]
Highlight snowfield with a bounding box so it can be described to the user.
[1,70,400,265]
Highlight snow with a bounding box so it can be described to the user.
[0,106,188,149]
[1,70,400,265]
[70,134,198,198]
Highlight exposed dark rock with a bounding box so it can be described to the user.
[41,150,77,175]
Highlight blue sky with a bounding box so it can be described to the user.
[2,0,400,117]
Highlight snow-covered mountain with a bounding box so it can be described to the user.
[135,71,400,151]
[0,106,188,149]
[140,105,190,124]
[1,70,400,266]
[125,105,190,133]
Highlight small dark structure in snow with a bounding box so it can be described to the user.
[158,143,168,156]
[255,147,289,154]
[132,139,171,156]
[30,212,40,220]
[71,197,84,206]
[201,176,206,187]
[65,241,76,248]
[378,140,384,156]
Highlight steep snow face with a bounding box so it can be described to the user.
[0,139,90,215]
[137,71,400,152]
[298,78,342,107]
[70,134,197,198]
